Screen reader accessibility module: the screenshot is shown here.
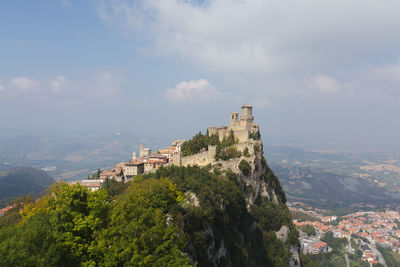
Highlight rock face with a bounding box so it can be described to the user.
[215,140,281,209]
[178,138,300,267]
[171,106,300,266]
[216,139,301,267]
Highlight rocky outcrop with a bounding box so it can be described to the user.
[215,139,279,209]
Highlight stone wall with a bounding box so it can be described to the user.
[181,145,217,167]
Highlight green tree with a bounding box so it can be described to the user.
[20,182,111,265]
[95,178,191,266]
[102,177,128,197]
[243,147,250,157]
[239,159,251,176]
[300,224,316,236]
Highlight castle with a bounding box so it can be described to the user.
[208,105,259,143]
[94,105,259,182]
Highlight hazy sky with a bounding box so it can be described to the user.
[1,0,400,149]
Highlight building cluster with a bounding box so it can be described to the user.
[70,105,260,192]
[290,202,400,264]
[71,141,185,191]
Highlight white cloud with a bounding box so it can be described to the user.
[0,71,123,107]
[164,79,220,102]
[10,76,39,91]
[306,74,341,94]
[298,60,400,98]
[49,75,66,92]
[98,0,400,73]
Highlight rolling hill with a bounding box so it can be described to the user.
[0,166,55,207]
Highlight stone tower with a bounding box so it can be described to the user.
[230,112,240,129]
[139,144,151,158]
[240,105,254,129]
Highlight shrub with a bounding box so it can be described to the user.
[243,147,250,157]
[300,224,316,236]
[239,159,251,176]
[225,146,242,159]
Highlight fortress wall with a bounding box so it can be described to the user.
[233,130,249,143]
[235,142,255,155]
[181,146,217,167]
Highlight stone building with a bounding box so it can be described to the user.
[139,144,152,158]
[123,161,144,178]
[208,105,259,143]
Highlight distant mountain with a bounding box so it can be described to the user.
[0,166,55,206]
[0,133,172,180]
[265,145,400,209]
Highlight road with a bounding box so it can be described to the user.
[371,244,387,267]
[345,253,350,267]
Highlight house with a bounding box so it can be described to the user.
[69,180,103,191]
[123,160,144,178]
[312,241,328,253]
[144,159,167,173]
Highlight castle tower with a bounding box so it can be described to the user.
[240,105,254,129]
[230,112,240,129]
[139,144,151,158]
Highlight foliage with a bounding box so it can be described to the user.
[20,182,111,265]
[89,168,102,179]
[239,159,252,176]
[0,179,192,266]
[243,147,250,157]
[0,213,80,266]
[0,194,35,228]
[0,160,296,267]
[225,146,242,159]
[144,165,297,266]
[321,231,347,251]
[181,131,219,156]
[377,245,400,267]
[262,164,286,204]
[300,251,347,267]
[300,224,316,236]
[180,130,240,160]
[249,130,261,140]
[250,198,299,266]
[95,178,191,266]
[101,177,129,197]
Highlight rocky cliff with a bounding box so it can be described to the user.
[163,133,301,266]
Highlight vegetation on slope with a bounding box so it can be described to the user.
[181,131,242,160]
[377,245,400,266]
[0,166,54,207]
[0,164,297,266]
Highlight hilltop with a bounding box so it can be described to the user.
[0,106,300,266]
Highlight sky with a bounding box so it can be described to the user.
[1,0,400,150]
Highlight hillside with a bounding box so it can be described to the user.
[0,133,169,181]
[0,106,300,266]
[266,145,400,209]
[0,166,55,207]
[0,139,300,265]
